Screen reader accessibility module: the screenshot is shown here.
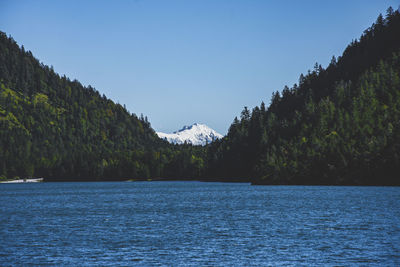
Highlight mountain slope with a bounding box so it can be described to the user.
[206,7,400,185]
[0,31,205,181]
[157,123,223,146]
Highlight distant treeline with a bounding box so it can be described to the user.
[1,7,399,185]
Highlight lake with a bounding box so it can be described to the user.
[0,182,399,266]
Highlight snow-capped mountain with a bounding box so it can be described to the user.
[157,123,223,146]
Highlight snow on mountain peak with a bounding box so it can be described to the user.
[157,123,223,146]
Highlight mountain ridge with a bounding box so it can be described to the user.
[0,31,203,180]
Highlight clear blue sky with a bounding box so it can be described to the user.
[0,0,398,134]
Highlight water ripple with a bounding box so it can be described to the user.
[0,182,399,266]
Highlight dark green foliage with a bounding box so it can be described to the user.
[206,8,400,185]
[0,32,204,181]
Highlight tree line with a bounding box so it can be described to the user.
[205,7,400,185]
[0,31,205,181]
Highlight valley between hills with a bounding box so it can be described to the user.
[1,9,400,185]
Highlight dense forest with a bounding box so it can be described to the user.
[206,7,400,185]
[0,31,205,181]
[1,7,399,185]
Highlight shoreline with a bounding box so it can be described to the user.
[1,177,398,186]
[0,178,44,183]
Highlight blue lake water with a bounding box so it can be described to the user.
[0,182,399,266]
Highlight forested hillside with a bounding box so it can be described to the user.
[1,7,399,185]
[0,32,205,181]
[205,7,400,185]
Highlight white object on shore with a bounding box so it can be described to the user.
[0,178,43,183]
